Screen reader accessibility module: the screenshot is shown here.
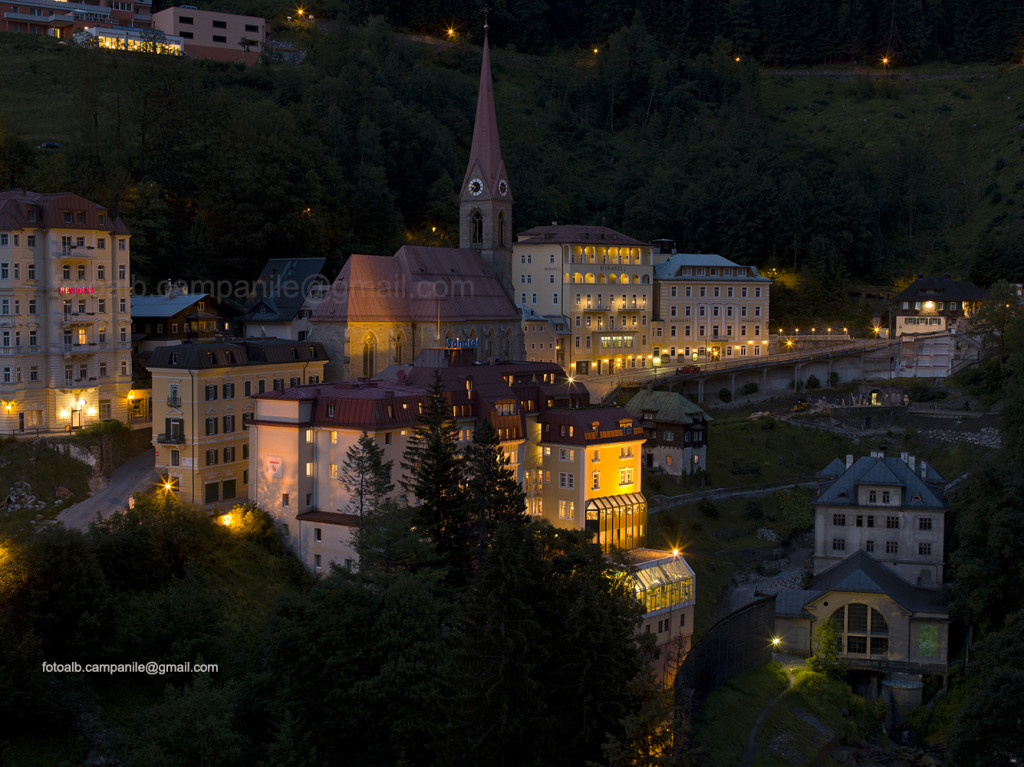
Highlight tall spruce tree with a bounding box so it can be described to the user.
[339,432,394,523]
[401,371,470,580]
[463,418,528,571]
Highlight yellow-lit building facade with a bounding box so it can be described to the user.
[512,225,656,377]
[652,252,772,365]
[148,339,326,508]
[0,190,133,434]
[530,407,647,551]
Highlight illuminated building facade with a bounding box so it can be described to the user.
[652,252,772,365]
[891,274,989,337]
[75,26,183,55]
[148,338,326,507]
[512,224,656,377]
[0,190,133,433]
[249,356,647,572]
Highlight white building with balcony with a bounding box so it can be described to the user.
[512,225,656,377]
[0,190,133,433]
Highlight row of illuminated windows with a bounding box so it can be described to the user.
[831,539,933,556]
[832,513,932,530]
[574,293,648,308]
[590,468,634,489]
[575,315,645,330]
[668,304,762,318]
[666,324,762,338]
[521,292,558,306]
[669,284,763,298]
[638,578,694,614]
[903,317,943,325]
[902,301,960,311]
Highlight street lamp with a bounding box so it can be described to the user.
[653,354,662,379]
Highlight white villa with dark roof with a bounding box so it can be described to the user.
[813,453,947,586]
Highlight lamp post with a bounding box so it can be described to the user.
[653,354,662,380]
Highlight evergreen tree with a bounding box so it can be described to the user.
[463,418,528,571]
[339,431,394,523]
[401,371,470,580]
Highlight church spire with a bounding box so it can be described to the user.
[459,22,514,300]
[461,28,508,198]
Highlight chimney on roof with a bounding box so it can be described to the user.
[846,454,853,469]
[921,460,928,479]
[552,221,558,226]
[908,455,916,471]
[901,451,908,463]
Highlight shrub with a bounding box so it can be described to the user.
[828,372,839,388]
[806,374,821,389]
[744,500,765,520]
[697,498,720,519]
[718,388,733,403]
[741,382,759,395]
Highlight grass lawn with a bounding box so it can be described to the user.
[693,662,790,766]
[753,668,880,767]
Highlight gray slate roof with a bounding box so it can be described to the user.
[132,293,212,319]
[244,258,328,323]
[653,253,770,281]
[147,339,327,369]
[624,388,711,426]
[808,550,948,615]
[814,455,946,510]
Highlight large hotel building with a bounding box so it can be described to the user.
[0,190,133,433]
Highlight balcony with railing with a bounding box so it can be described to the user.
[167,395,181,407]
[156,432,185,444]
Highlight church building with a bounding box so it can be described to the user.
[310,30,524,380]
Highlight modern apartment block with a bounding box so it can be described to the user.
[249,356,646,573]
[153,6,266,66]
[148,338,327,507]
[652,252,772,365]
[0,190,133,433]
[512,225,656,377]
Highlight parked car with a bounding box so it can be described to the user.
[677,364,701,375]
[37,141,62,149]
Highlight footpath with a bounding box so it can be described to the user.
[58,448,158,530]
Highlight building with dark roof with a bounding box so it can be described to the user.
[892,274,989,338]
[131,290,236,356]
[774,550,949,683]
[308,30,524,382]
[242,257,330,341]
[148,338,327,507]
[0,189,133,433]
[652,251,772,366]
[814,452,947,585]
[624,388,710,476]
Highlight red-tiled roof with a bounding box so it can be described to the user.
[296,511,361,527]
[311,246,519,324]
[0,189,124,233]
[541,407,643,446]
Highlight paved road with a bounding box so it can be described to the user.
[58,448,158,531]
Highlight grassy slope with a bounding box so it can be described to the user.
[693,662,790,766]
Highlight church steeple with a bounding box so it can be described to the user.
[460,26,514,300]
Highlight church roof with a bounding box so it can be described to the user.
[462,33,509,197]
[310,246,519,324]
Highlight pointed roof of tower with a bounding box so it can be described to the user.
[462,31,507,193]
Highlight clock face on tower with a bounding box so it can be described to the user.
[468,178,484,196]
[498,180,509,197]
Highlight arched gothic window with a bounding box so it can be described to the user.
[828,603,889,656]
[471,210,483,245]
[362,334,376,378]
